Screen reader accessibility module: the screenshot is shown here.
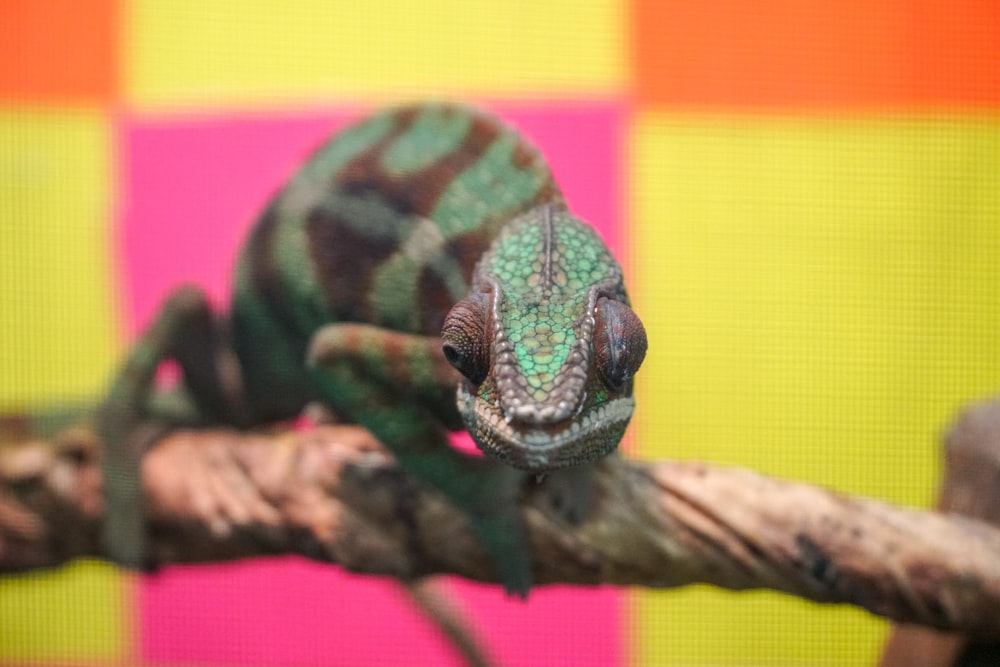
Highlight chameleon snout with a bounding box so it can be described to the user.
[457,382,634,472]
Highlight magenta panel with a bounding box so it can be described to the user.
[139,560,478,666]
[449,581,624,667]
[118,111,355,333]
[121,102,625,666]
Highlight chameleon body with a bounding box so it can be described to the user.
[100,103,647,595]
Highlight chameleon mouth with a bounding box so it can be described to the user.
[456,384,634,472]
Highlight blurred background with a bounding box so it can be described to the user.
[1,1,999,665]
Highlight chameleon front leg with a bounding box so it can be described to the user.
[99,285,248,568]
[308,323,533,597]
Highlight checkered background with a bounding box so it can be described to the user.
[2,1,999,664]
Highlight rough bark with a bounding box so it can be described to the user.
[2,407,1000,639]
[879,396,1000,666]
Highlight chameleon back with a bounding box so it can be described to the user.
[229,104,564,422]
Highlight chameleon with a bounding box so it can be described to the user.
[99,102,648,596]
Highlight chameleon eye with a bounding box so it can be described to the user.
[593,297,647,390]
[441,295,490,385]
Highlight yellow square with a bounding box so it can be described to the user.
[0,561,127,663]
[0,109,117,409]
[128,0,625,109]
[630,113,1000,665]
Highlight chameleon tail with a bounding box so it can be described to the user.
[404,580,494,667]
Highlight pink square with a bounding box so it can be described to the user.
[120,102,626,666]
[118,110,357,332]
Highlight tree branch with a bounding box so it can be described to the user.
[879,396,1000,666]
[2,407,1000,639]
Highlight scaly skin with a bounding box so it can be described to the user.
[451,205,642,473]
[100,103,647,596]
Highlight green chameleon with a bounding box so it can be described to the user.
[100,102,648,596]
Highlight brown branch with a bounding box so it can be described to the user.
[879,397,1000,666]
[2,409,1000,638]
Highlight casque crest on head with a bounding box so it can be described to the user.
[442,205,647,472]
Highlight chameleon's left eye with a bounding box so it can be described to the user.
[593,297,647,390]
[441,295,490,385]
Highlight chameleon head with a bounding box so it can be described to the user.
[441,206,647,473]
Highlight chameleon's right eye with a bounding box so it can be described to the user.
[593,297,648,390]
[441,296,490,385]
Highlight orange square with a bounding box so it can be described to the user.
[0,0,117,103]
[632,0,1000,110]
